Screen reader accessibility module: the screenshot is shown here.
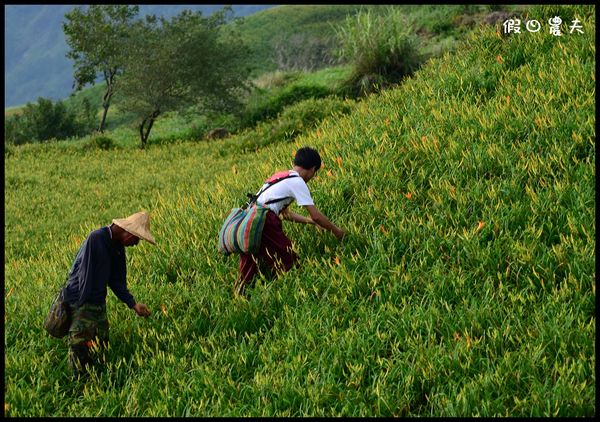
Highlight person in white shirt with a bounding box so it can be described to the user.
[235,147,345,295]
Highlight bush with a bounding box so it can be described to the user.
[88,134,117,150]
[205,112,240,134]
[4,115,29,146]
[276,96,354,132]
[24,98,76,142]
[232,96,355,153]
[186,122,209,141]
[4,97,97,145]
[74,97,99,134]
[268,96,353,143]
[178,113,239,142]
[335,6,423,97]
[242,84,332,128]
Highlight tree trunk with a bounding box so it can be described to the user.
[98,70,116,133]
[139,119,147,148]
[99,98,110,133]
[139,109,160,149]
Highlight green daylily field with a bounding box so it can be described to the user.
[4,5,595,417]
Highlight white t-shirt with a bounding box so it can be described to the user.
[256,170,314,215]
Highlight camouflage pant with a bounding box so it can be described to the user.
[67,303,109,375]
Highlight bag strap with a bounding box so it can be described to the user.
[245,172,299,208]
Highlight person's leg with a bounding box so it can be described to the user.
[260,211,298,275]
[68,303,109,376]
[91,306,109,366]
[236,253,259,295]
[236,211,298,296]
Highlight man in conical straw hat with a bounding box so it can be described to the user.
[62,211,156,376]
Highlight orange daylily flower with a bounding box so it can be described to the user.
[334,256,340,266]
[161,303,168,316]
[327,170,333,178]
[496,55,503,64]
[477,221,486,231]
[405,192,412,199]
[336,156,342,166]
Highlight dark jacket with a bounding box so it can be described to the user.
[64,226,135,308]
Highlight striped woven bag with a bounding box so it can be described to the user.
[218,171,298,255]
[218,204,269,255]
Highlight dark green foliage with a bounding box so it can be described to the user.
[232,96,355,153]
[186,122,210,142]
[73,97,99,134]
[87,134,117,150]
[4,97,93,145]
[23,98,76,142]
[118,7,252,148]
[269,96,353,142]
[417,5,464,34]
[63,5,140,132]
[242,84,332,128]
[4,115,27,145]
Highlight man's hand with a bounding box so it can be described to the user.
[133,303,151,317]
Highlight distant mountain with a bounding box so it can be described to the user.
[4,5,276,108]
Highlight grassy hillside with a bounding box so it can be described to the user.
[236,4,522,76]
[4,4,595,417]
[5,4,517,132]
[234,5,367,75]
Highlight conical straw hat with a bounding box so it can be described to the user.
[112,211,156,245]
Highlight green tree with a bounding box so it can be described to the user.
[118,7,251,148]
[4,115,30,146]
[63,5,139,133]
[4,97,80,145]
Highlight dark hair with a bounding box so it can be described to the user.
[293,147,321,171]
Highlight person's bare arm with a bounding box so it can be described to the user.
[281,208,315,225]
[303,205,345,240]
